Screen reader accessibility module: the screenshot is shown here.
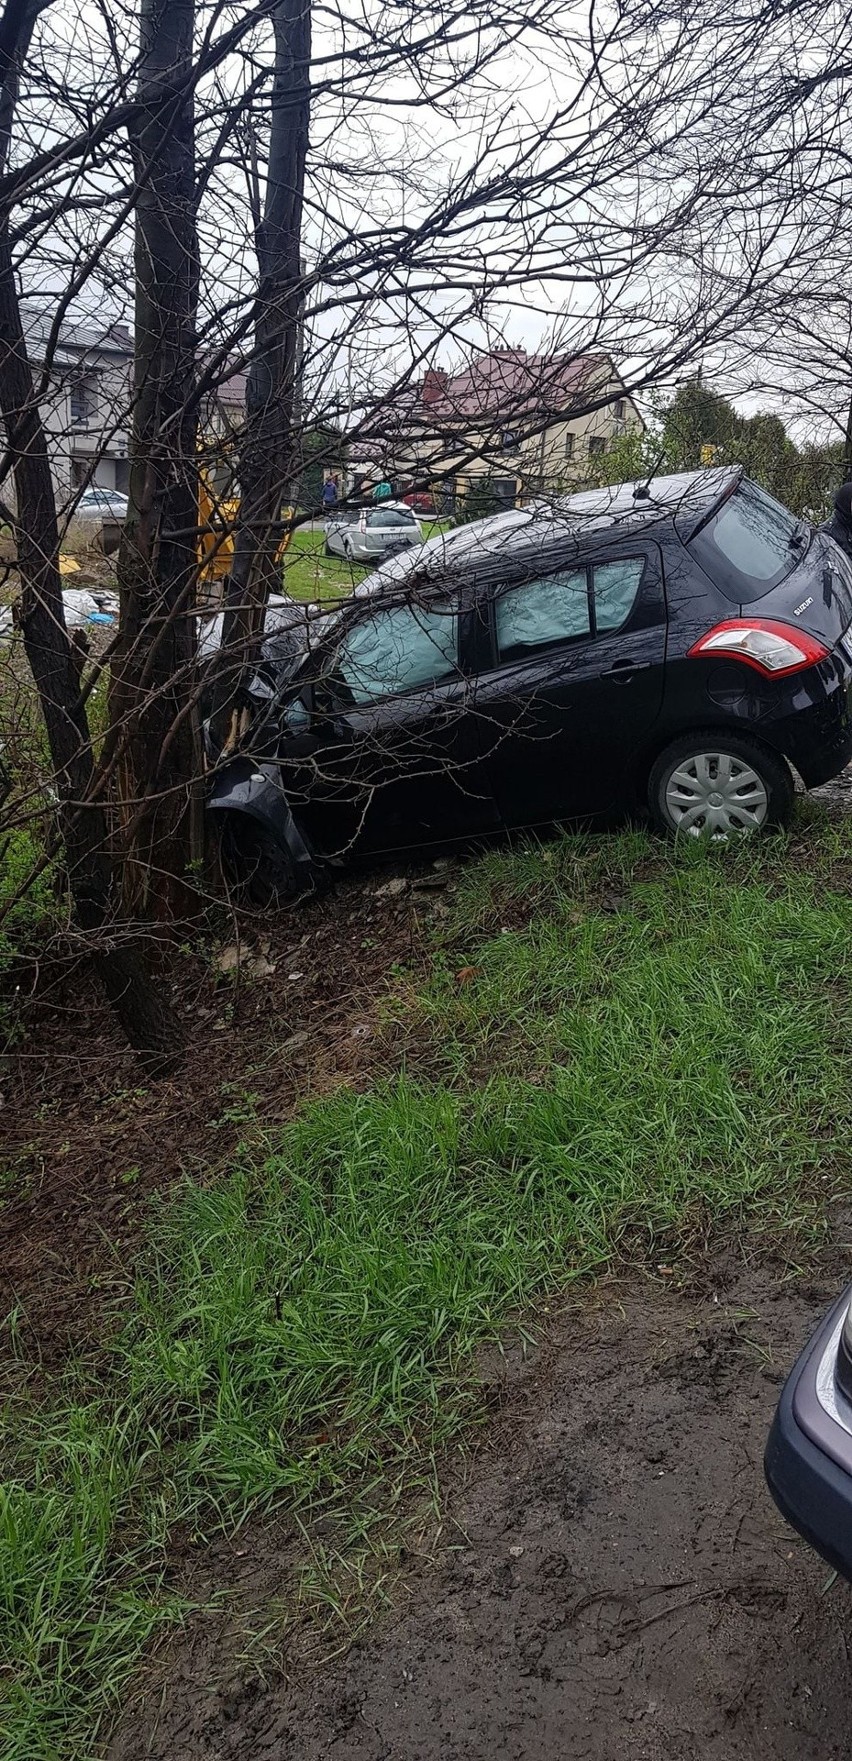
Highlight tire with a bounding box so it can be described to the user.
[218,813,300,907]
[648,732,793,839]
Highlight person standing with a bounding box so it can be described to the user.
[373,477,392,502]
[322,475,338,511]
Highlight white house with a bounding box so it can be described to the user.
[22,309,133,505]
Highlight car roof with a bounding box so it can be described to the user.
[544,465,740,530]
[351,465,741,604]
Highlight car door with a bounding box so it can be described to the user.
[472,542,667,825]
[291,591,502,859]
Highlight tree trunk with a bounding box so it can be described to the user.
[110,0,200,918]
[212,0,311,739]
[0,0,181,1070]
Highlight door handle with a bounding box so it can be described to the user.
[602,659,647,683]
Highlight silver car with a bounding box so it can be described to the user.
[73,486,129,523]
[324,501,422,563]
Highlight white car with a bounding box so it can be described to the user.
[73,487,129,523]
[324,502,422,564]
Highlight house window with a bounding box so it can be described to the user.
[613,398,625,420]
[564,432,575,459]
[501,430,517,451]
[70,373,98,428]
[588,436,606,456]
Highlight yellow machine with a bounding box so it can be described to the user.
[198,462,293,591]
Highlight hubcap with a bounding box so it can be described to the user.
[664,751,769,838]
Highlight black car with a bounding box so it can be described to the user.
[766,1286,852,1582]
[208,466,852,900]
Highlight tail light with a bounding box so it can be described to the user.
[688,618,828,678]
[358,513,367,534]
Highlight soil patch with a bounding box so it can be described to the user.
[0,867,448,1369]
[107,1258,852,1760]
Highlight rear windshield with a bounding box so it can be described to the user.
[367,507,418,529]
[687,481,805,605]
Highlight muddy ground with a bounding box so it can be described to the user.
[110,1263,852,1761]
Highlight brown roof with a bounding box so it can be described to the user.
[368,348,613,444]
[416,348,605,425]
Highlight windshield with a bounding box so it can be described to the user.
[687,481,807,605]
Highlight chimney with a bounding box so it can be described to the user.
[421,368,448,406]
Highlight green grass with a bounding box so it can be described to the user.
[4,815,852,1755]
[0,1408,181,1758]
[280,526,354,602]
[0,826,63,1045]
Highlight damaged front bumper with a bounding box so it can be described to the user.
[206,756,319,895]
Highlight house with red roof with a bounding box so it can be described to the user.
[358,346,643,508]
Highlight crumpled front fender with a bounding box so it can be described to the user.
[206,756,319,893]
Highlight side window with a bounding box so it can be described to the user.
[495,569,590,662]
[593,558,645,633]
[335,602,458,704]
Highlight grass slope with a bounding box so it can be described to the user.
[3,817,852,1756]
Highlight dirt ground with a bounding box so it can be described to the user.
[0,869,437,1367]
[109,1262,852,1761]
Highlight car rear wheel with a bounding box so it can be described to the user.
[648,733,793,838]
[218,813,300,906]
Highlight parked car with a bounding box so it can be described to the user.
[72,486,129,524]
[403,490,436,514]
[324,501,423,563]
[766,1285,852,1582]
[208,465,852,901]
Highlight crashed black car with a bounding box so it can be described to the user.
[207,466,852,901]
